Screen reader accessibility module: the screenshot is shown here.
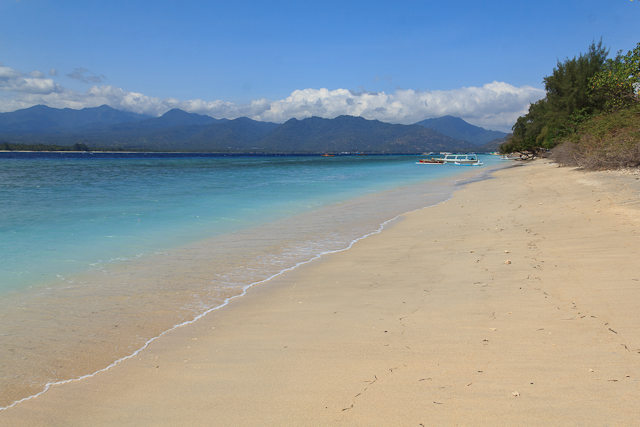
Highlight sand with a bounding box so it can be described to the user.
[1,160,639,426]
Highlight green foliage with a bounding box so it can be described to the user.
[565,104,640,143]
[501,41,610,155]
[551,104,640,169]
[589,42,640,112]
[544,40,609,120]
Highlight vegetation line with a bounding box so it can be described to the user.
[500,39,640,170]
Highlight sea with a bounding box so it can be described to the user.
[0,152,504,408]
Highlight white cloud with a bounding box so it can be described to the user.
[238,83,545,131]
[0,63,545,132]
[0,63,63,94]
[0,63,21,79]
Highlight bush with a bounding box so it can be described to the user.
[550,105,640,169]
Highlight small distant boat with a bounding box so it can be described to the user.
[321,153,335,157]
[416,157,444,164]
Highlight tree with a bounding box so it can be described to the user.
[589,42,640,111]
[500,40,610,155]
[544,40,609,121]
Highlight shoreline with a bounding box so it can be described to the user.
[0,183,448,411]
[2,160,640,425]
[0,184,444,411]
[0,163,497,411]
[0,151,450,155]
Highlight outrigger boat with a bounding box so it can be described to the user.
[416,153,483,166]
[441,154,483,166]
[416,157,444,164]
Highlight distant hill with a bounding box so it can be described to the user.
[0,105,151,134]
[111,117,281,151]
[0,106,474,153]
[254,115,471,153]
[477,136,509,152]
[181,117,280,151]
[414,115,508,146]
[89,108,225,132]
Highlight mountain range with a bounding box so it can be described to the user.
[414,116,507,146]
[0,105,507,153]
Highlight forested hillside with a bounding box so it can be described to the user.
[0,107,474,153]
[415,115,507,146]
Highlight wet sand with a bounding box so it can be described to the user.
[2,160,639,426]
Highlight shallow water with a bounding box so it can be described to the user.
[0,153,503,408]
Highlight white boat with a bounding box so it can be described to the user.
[441,154,483,166]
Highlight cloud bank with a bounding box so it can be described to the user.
[0,62,63,95]
[0,63,545,132]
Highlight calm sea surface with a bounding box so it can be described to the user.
[0,152,503,408]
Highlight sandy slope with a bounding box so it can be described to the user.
[2,160,639,426]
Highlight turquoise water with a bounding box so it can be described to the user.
[0,154,498,293]
[0,152,503,408]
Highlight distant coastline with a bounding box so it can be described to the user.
[0,105,507,153]
[0,150,461,156]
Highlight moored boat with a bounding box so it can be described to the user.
[416,157,444,164]
[441,154,483,166]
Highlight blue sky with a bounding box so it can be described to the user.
[0,0,638,131]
